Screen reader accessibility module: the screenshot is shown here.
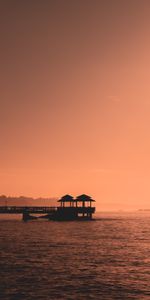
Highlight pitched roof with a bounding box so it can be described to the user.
[76,194,95,202]
[58,194,74,202]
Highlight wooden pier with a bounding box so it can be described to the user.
[0,194,96,221]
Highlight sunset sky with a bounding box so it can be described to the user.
[1,0,150,210]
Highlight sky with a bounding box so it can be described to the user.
[1,0,150,210]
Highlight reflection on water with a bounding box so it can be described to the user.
[0,212,150,299]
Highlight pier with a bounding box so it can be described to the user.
[0,194,96,221]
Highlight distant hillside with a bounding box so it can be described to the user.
[0,195,58,206]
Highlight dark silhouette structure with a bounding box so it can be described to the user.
[0,194,96,221]
[58,194,74,207]
[56,194,95,220]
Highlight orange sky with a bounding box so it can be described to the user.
[1,0,150,210]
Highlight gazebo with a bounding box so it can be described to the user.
[57,194,96,220]
[57,194,74,207]
[75,194,95,208]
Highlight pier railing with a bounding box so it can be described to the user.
[0,206,57,214]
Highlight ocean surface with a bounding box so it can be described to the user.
[0,212,150,300]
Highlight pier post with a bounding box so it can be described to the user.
[22,211,30,222]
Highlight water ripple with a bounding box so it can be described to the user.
[0,212,150,299]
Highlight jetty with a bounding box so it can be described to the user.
[0,194,96,221]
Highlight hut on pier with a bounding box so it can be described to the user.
[75,194,95,208]
[56,194,95,220]
[58,194,74,207]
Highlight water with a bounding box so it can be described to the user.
[0,212,150,299]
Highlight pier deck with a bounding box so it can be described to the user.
[0,206,57,214]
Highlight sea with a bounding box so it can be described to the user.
[0,212,150,300]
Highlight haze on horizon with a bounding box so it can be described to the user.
[1,0,150,211]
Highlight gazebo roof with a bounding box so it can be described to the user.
[58,194,74,202]
[76,194,95,202]
[58,194,95,202]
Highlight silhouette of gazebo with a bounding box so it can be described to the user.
[75,194,95,207]
[57,194,96,220]
[58,194,74,207]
